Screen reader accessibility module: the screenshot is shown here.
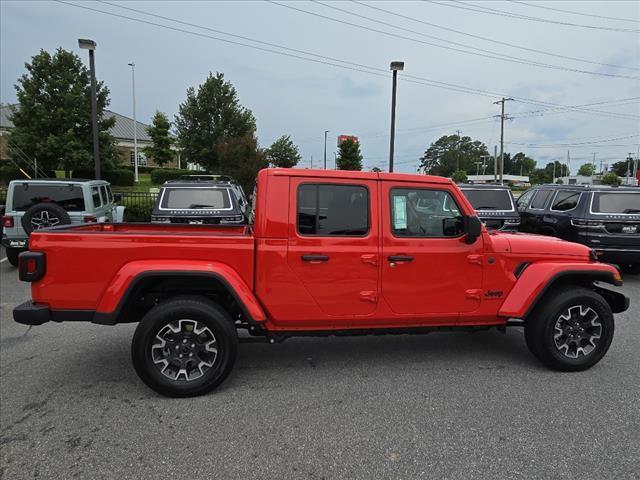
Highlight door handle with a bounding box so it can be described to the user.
[301,254,330,262]
[388,255,414,262]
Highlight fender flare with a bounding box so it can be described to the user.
[93,260,266,325]
[498,262,623,319]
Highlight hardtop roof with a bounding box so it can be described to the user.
[266,168,452,184]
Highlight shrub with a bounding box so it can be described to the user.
[451,170,468,183]
[601,172,622,186]
[123,203,153,222]
[122,165,154,174]
[150,168,203,184]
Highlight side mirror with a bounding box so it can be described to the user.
[464,215,482,244]
[113,193,122,203]
[443,217,464,237]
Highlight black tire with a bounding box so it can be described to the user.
[524,286,614,371]
[131,296,238,397]
[5,247,23,267]
[21,203,71,234]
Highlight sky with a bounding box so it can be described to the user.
[1,0,639,174]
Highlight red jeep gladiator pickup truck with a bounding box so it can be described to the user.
[14,169,629,397]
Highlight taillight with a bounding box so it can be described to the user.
[571,219,604,228]
[83,215,97,223]
[2,215,14,228]
[18,251,46,282]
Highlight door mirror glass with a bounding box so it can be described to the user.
[442,217,464,236]
[465,215,482,244]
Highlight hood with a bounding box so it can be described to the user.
[497,232,591,258]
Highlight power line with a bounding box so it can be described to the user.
[59,1,640,122]
[352,0,639,72]
[273,1,638,79]
[428,0,640,33]
[508,1,640,25]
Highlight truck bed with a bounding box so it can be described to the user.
[28,223,254,311]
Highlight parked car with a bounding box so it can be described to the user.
[516,184,640,272]
[1,178,125,266]
[150,179,248,225]
[13,168,628,397]
[458,184,520,230]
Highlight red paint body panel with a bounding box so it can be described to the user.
[25,168,622,331]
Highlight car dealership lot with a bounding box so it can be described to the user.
[1,252,639,479]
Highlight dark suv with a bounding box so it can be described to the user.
[516,184,640,271]
[459,184,520,231]
[151,179,248,225]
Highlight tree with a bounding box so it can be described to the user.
[7,48,117,176]
[578,163,595,176]
[336,138,363,171]
[216,133,268,193]
[370,166,382,172]
[451,170,468,183]
[610,160,631,177]
[529,161,569,184]
[601,172,622,185]
[510,152,536,175]
[144,111,174,167]
[419,133,488,177]
[175,72,256,172]
[267,135,301,168]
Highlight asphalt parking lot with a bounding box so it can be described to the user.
[1,249,639,479]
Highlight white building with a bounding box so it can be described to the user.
[465,174,530,186]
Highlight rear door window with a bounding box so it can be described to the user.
[297,184,369,236]
[530,190,552,209]
[91,186,102,209]
[11,183,86,211]
[592,192,640,214]
[462,189,513,211]
[551,190,581,211]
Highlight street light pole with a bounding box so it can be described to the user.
[128,62,138,183]
[324,130,329,169]
[389,61,404,173]
[78,39,100,180]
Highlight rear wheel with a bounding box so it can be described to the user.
[131,296,238,397]
[524,286,614,371]
[5,247,23,267]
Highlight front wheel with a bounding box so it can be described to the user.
[132,296,238,397]
[524,287,614,371]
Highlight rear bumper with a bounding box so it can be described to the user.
[13,301,97,325]
[13,301,50,325]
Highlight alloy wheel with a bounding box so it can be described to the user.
[30,211,61,230]
[553,305,602,359]
[151,319,218,381]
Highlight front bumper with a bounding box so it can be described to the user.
[13,301,50,325]
[593,248,640,265]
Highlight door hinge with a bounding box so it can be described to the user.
[465,289,482,301]
[467,254,483,265]
[359,291,378,303]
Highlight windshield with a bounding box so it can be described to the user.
[592,192,640,214]
[160,188,232,210]
[462,189,513,211]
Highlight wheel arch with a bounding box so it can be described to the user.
[93,261,266,325]
[499,262,626,319]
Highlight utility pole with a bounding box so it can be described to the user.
[78,39,100,180]
[389,61,405,173]
[494,97,513,185]
[310,155,313,169]
[566,150,570,178]
[323,130,329,169]
[552,161,556,184]
[128,62,138,183]
[627,153,633,184]
[456,129,462,171]
[592,152,597,176]
[493,145,498,183]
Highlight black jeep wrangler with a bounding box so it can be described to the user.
[516,184,640,272]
